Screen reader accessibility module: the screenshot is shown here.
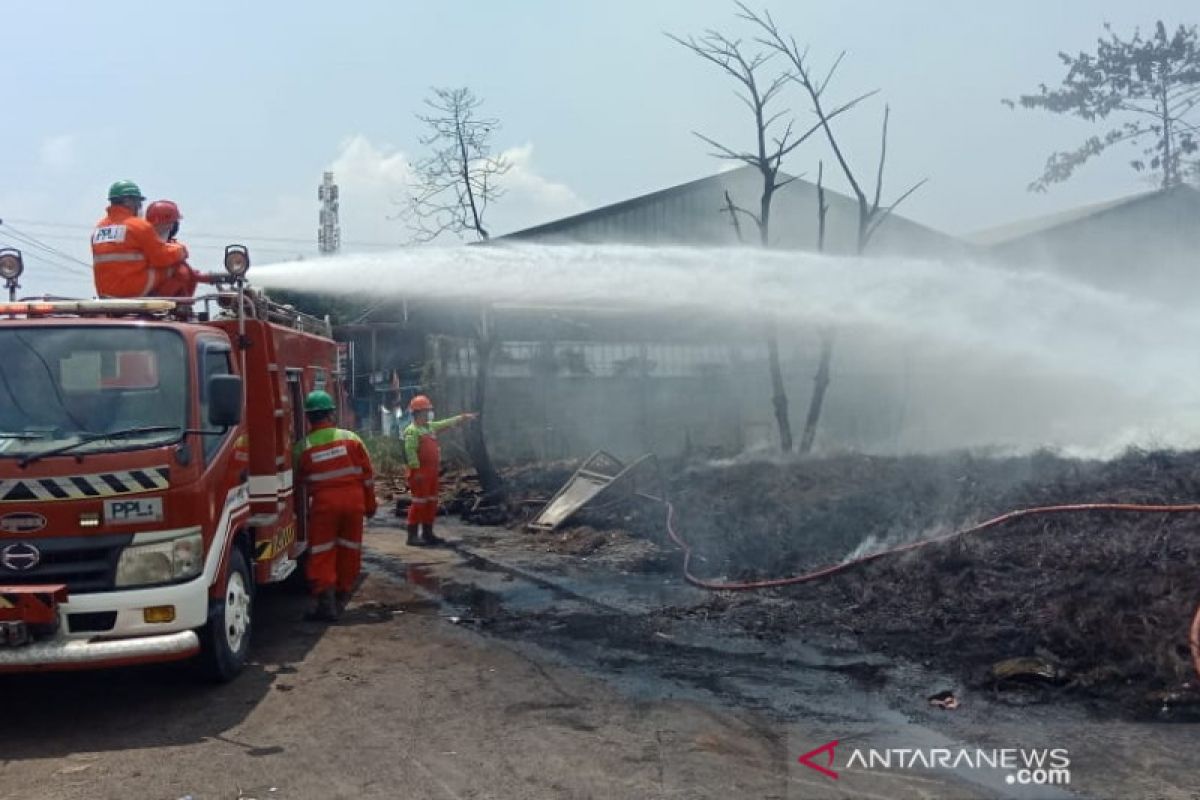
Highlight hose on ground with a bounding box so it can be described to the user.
[659,499,1200,682]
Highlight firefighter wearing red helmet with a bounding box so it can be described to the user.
[403,395,477,546]
[91,181,190,298]
[145,200,199,297]
[294,390,377,621]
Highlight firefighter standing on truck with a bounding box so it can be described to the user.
[91,180,190,298]
[403,395,477,547]
[294,390,377,621]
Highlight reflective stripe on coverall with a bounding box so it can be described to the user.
[91,205,189,298]
[294,423,377,594]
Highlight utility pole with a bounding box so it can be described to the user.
[317,171,341,255]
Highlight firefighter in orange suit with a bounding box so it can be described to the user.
[294,390,377,621]
[403,395,477,547]
[144,199,199,297]
[91,181,189,298]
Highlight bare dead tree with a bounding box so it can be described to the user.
[739,4,926,252]
[405,87,508,495]
[669,22,865,452]
[466,306,504,497]
[798,161,830,454]
[406,87,511,243]
[721,190,746,242]
[815,159,829,251]
[739,2,927,454]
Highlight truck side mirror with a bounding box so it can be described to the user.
[208,375,244,427]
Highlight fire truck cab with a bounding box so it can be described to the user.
[0,247,341,680]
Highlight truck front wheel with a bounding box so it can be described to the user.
[198,546,253,682]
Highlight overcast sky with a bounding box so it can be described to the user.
[3,0,1196,296]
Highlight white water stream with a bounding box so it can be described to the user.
[255,244,1200,456]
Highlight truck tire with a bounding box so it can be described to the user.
[198,546,253,682]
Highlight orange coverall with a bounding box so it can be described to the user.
[153,258,199,297]
[403,418,467,526]
[91,205,189,298]
[294,422,378,595]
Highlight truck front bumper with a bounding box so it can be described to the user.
[0,576,208,673]
[0,630,200,672]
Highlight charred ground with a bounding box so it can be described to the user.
[458,449,1200,713]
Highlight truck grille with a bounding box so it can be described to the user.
[68,611,118,633]
[0,534,132,593]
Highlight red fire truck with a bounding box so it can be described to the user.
[0,246,340,680]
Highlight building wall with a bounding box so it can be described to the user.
[420,325,1146,464]
[428,334,930,463]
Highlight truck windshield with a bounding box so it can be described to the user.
[0,327,187,458]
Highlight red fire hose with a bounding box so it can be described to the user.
[660,499,1200,681]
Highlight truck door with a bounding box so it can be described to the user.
[287,369,308,549]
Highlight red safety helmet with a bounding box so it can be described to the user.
[408,395,433,412]
[145,200,183,225]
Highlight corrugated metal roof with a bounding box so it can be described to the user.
[966,187,1198,247]
[499,167,765,240]
[496,165,962,257]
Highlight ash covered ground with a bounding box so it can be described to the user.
[482,449,1200,711]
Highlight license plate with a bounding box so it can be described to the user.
[104,496,164,524]
[0,620,30,646]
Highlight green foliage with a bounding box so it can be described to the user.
[1006,21,1200,190]
[363,434,407,476]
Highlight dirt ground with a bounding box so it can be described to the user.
[7,524,1200,799]
[0,570,783,800]
[0,532,983,800]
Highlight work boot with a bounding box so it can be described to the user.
[304,589,339,622]
[421,522,447,547]
[406,524,421,547]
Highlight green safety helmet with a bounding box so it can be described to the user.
[107,180,145,202]
[304,390,336,413]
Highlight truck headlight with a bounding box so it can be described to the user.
[0,248,23,280]
[115,531,203,587]
[223,244,250,277]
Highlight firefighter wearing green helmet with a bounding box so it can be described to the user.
[293,390,377,621]
[91,179,190,298]
[304,390,337,413]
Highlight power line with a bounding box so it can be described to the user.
[0,228,306,258]
[0,213,321,284]
[3,217,400,249]
[1,248,89,279]
[0,228,91,277]
[0,239,310,283]
[0,222,93,267]
[3,223,317,249]
[186,244,308,256]
[0,236,90,279]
